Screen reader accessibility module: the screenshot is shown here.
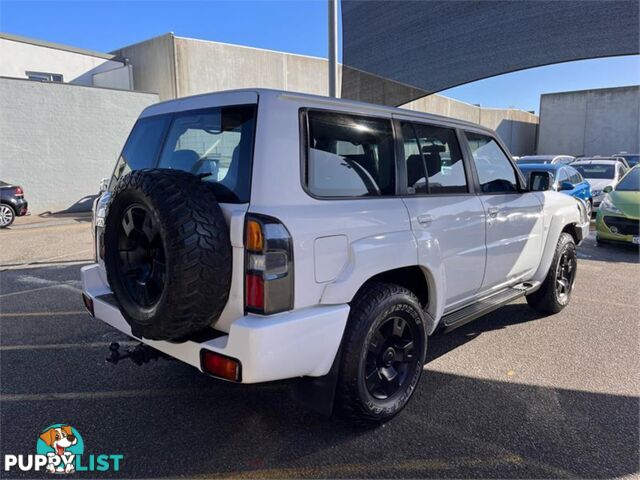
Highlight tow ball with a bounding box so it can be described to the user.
[106,342,167,365]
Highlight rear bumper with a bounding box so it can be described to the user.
[9,198,28,216]
[81,264,349,383]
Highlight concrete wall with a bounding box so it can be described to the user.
[0,36,132,90]
[173,36,338,99]
[403,95,538,155]
[538,86,640,156]
[0,78,158,213]
[111,33,538,153]
[112,33,177,100]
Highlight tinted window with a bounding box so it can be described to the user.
[110,115,171,190]
[305,111,395,197]
[616,168,640,191]
[573,164,615,179]
[157,106,256,203]
[402,122,468,194]
[466,132,519,193]
[567,167,582,184]
[556,168,569,183]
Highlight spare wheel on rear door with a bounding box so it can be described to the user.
[103,169,232,341]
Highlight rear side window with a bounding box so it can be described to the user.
[158,106,256,203]
[466,132,519,193]
[402,122,468,194]
[110,115,170,190]
[304,111,395,197]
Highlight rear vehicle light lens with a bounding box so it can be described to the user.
[245,219,264,252]
[244,214,293,315]
[14,187,23,196]
[200,351,241,382]
[245,273,264,309]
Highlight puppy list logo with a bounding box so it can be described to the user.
[3,424,123,474]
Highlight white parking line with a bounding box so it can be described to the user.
[0,282,81,298]
[0,311,86,318]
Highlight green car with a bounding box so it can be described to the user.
[596,166,640,245]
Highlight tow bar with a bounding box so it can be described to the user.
[106,342,168,366]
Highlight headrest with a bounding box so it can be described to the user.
[422,145,446,154]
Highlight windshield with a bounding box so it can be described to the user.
[573,164,615,180]
[110,105,256,203]
[615,168,640,191]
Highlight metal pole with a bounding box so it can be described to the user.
[328,0,338,97]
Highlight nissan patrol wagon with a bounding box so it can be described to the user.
[82,89,589,423]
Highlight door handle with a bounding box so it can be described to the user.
[488,207,499,218]
[417,214,433,225]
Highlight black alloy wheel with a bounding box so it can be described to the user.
[555,248,577,303]
[117,204,166,308]
[364,315,419,400]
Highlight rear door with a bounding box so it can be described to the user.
[396,118,486,309]
[463,130,544,293]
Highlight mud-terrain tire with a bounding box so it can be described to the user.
[526,232,577,315]
[104,169,232,341]
[335,282,427,425]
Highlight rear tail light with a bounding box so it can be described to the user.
[200,351,241,381]
[244,214,293,315]
[14,187,23,196]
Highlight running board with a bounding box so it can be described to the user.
[441,284,538,333]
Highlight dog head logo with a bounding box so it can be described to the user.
[36,424,84,474]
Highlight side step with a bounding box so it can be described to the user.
[441,284,537,333]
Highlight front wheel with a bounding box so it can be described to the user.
[335,282,427,425]
[526,232,577,314]
[0,204,15,228]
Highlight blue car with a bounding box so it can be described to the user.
[518,163,593,215]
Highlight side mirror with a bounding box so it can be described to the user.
[603,185,613,193]
[529,171,553,191]
[99,178,110,193]
[559,181,574,191]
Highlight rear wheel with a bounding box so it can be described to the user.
[526,232,577,314]
[0,204,15,228]
[336,282,427,425]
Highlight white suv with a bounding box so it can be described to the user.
[82,89,589,423]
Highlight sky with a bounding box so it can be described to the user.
[1,0,638,113]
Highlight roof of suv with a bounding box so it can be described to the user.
[141,88,495,134]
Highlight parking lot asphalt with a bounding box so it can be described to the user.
[0,224,638,479]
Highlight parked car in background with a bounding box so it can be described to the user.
[571,158,628,210]
[596,166,640,246]
[516,155,575,165]
[0,180,28,228]
[612,152,639,168]
[518,163,592,215]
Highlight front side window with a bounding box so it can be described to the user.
[402,122,468,194]
[567,167,583,184]
[466,132,519,193]
[305,111,395,197]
